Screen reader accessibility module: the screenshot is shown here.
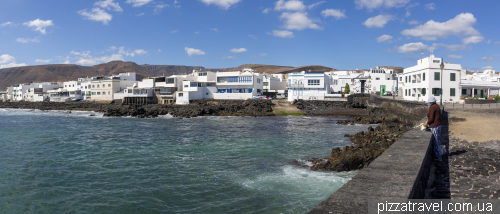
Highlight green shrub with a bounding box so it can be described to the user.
[344,83,350,94]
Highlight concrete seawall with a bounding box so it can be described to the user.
[309,117,434,213]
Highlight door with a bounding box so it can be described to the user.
[360,80,366,93]
[481,90,484,98]
[380,85,386,96]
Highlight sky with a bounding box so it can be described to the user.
[1,0,500,71]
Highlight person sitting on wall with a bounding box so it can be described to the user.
[423,96,443,161]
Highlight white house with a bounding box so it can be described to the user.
[13,82,62,101]
[175,71,217,104]
[121,78,155,104]
[459,68,500,98]
[213,69,264,100]
[351,67,398,95]
[400,54,462,102]
[263,74,287,94]
[287,71,331,101]
[325,70,362,94]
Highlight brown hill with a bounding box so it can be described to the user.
[204,64,336,74]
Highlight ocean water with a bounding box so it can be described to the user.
[0,109,372,214]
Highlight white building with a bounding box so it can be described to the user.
[263,74,287,94]
[121,78,155,104]
[351,67,398,95]
[287,71,331,101]
[13,82,62,101]
[459,68,500,98]
[400,54,462,102]
[175,71,217,104]
[213,69,264,100]
[326,71,362,94]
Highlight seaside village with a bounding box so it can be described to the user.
[2,54,500,104]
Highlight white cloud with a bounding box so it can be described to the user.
[269,30,294,38]
[462,36,484,45]
[395,42,433,54]
[230,48,247,53]
[195,31,201,34]
[480,56,498,62]
[171,30,178,33]
[76,53,124,65]
[308,1,326,9]
[0,54,14,64]
[321,9,346,20]
[157,49,162,53]
[16,38,40,43]
[275,0,306,11]
[78,8,112,25]
[200,0,241,10]
[185,47,206,56]
[280,12,322,30]
[117,47,148,57]
[174,0,180,8]
[126,0,154,7]
[154,3,170,14]
[0,54,27,69]
[446,55,463,59]
[408,20,420,25]
[401,13,480,41]
[435,43,466,52]
[71,50,92,58]
[260,53,268,57]
[495,41,500,45]
[355,0,410,10]
[425,3,435,10]
[35,59,52,63]
[136,13,145,16]
[248,35,258,39]
[63,60,71,64]
[363,15,393,28]
[95,0,123,12]
[487,39,491,44]
[262,8,270,14]
[405,3,418,17]
[1,22,15,27]
[210,28,219,32]
[377,34,393,43]
[23,19,54,34]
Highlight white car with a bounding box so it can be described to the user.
[276,93,285,99]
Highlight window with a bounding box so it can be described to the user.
[399,77,402,81]
[97,85,99,88]
[102,84,105,88]
[239,76,252,83]
[405,89,407,96]
[166,78,175,84]
[421,88,426,96]
[108,91,111,95]
[333,80,338,85]
[178,93,183,97]
[184,85,189,88]
[433,60,440,63]
[474,89,477,95]
[405,76,408,83]
[65,85,67,88]
[128,89,132,93]
[72,85,75,87]
[432,88,441,96]
[376,78,380,80]
[198,83,202,87]
[450,88,455,96]
[206,83,216,87]
[462,89,466,95]
[191,83,197,87]
[228,77,238,82]
[199,72,207,76]
[450,73,456,81]
[409,76,411,82]
[434,72,440,81]
[257,78,261,84]
[108,84,111,87]
[92,85,95,88]
[92,92,96,95]
[85,86,87,89]
[308,80,320,85]
[423,73,425,81]
[97,92,101,95]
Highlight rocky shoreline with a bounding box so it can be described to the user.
[0,99,274,118]
[309,96,429,172]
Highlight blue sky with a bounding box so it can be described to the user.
[1,0,499,71]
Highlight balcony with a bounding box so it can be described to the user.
[411,79,422,83]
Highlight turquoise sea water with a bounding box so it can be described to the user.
[0,109,371,214]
